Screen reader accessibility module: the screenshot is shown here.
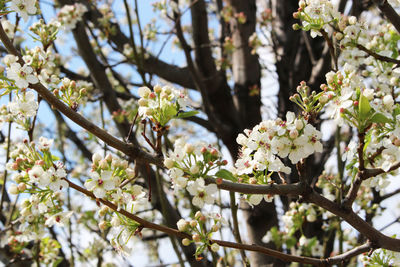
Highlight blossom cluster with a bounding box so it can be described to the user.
[57,3,88,31]
[4,54,38,89]
[320,66,400,184]
[97,4,118,37]
[53,78,88,111]
[84,153,151,255]
[359,249,400,266]
[164,138,224,207]
[85,153,139,200]
[23,47,59,86]
[137,85,191,127]
[177,211,225,259]
[29,19,60,50]
[4,137,74,263]
[282,202,318,232]
[235,111,322,176]
[293,0,339,38]
[262,202,323,258]
[97,206,142,256]
[7,137,68,194]
[7,90,38,124]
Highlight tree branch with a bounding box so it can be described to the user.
[306,190,400,252]
[205,177,304,195]
[356,43,400,65]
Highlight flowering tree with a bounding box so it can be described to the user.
[1,0,400,266]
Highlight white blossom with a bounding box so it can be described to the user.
[7,63,38,89]
[187,178,218,208]
[10,0,37,22]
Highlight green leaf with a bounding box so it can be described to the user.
[176,110,199,119]
[359,94,371,120]
[285,236,297,249]
[393,106,400,117]
[364,131,372,153]
[53,258,63,267]
[163,105,178,119]
[51,155,60,161]
[370,113,391,124]
[215,169,237,182]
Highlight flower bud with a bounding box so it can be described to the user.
[319,94,328,104]
[121,160,128,169]
[210,148,218,156]
[99,159,108,169]
[190,165,200,174]
[92,153,102,164]
[335,32,343,40]
[390,77,398,86]
[199,215,206,223]
[138,98,148,107]
[138,87,151,98]
[211,243,220,252]
[126,167,136,179]
[289,129,299,139]
[8,184,19,195]
[145,108,154,116]
[195,211,203,219]
[21,207,31,216]
[98,221,107,230]
[394,138,400,146]
[190,220,198,227]
[185,144,194,154]
[182,238,191,246]
[383,95,394,107]
[111,216,121,227]
[162,86,172,95]
[211,224,219,232]
[348,16,356,25]
[111,158,121,168]
[292,23,301,30]
[306,213,316,222]
[177,219,189,232]
[12,173,23,183]
[154,85,162,94]
[160,92,168,99]
[17,183,26,192]
[164,158,175,169]
[295,119,303,130]
[99,206,109,217]
[249,178,257,184]
[192,234,201,242]
[105,154,113,163]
